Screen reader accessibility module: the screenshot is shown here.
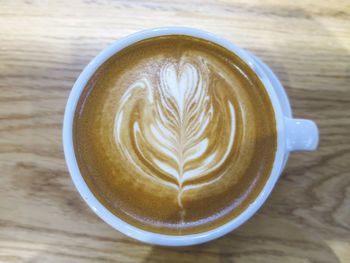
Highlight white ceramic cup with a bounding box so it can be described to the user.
[63,27,319,246]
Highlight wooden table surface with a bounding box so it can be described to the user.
[1,0,350,262]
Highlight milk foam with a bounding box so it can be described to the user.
[114,57,236,206]
[74,36,278,235]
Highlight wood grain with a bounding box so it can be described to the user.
[0,0,349,262]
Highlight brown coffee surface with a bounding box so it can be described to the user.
[73,35,277,235]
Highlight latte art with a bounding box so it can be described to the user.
[114,58,235,208]
[73,35,277,235]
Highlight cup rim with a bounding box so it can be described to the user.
[63,27,286,246]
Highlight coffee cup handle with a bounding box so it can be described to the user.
[284,117,319,152]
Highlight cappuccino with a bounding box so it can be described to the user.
[73,35,277,235]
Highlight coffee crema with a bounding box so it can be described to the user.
[73,35,277,235]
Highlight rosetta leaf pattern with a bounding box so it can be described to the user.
[151,62,213,186]
[114,59,235,196]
